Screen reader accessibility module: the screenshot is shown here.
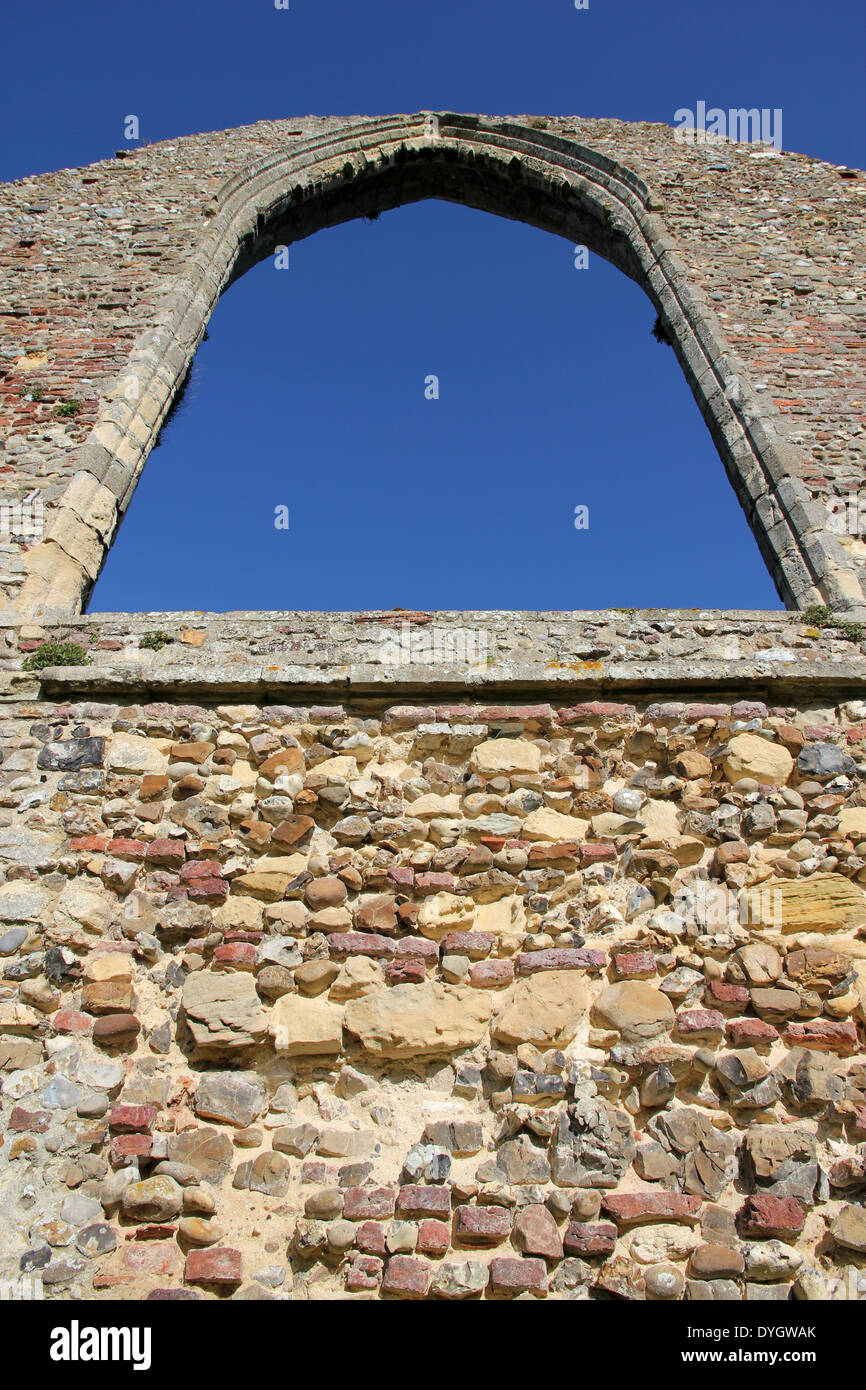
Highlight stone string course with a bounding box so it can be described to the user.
[0,114,864,617]
[3,672,866,1300]
[5,609,866,698]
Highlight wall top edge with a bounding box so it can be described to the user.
[3,113,860,190]
[70,609,810,621]
[9,609,809,623]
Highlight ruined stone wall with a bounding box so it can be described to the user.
[2,113,866,1306]
[3,664,866,1301]
[0,114,865,617]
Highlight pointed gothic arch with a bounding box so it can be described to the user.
[9,114,864,619]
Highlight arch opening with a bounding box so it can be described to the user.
[88,194,781,613]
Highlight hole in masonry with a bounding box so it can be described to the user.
[88,200,781,615]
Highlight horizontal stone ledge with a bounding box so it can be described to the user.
[7,608,866,641]
[28,656,866,700]
[1,607,847,623]
[9,607,866,640]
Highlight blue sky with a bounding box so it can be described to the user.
[3,0,863,612]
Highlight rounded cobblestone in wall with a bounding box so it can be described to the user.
[0,690,865,1301]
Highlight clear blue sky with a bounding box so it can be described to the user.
[3,0,863,613]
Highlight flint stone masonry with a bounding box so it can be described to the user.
[1,110,866,1304]
[0,113,865,619]
[0,681,864,1301]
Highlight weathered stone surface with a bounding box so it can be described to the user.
[551,1099,636,1188]
[381,1254,430,1298]
[194,1072,266,1128]
[93,1013,140,1044]
[416,893,475,937]
[167,1127,234,1183]
[76,1223,118,1258]
[0,927,28,955]
[646,1108,738,1201]
[592,982,675,1043]
[184,1247,243,1286]
[744,1240,803,1281]
[742,1125,817,1203]
[626,1223,700,1265]
[476,1134,551,1185]
[645,1263,685,1300]
[522,808,590,842]
[784,1020,858,1053]
[344,982,493,1057]
[273,1123,320,1158]
[38,737,104,771]
[431,1259,489,1299]
[744,874,866,934]
[234,1151,291,1196]
[512,1204,564,1262]
[730,942,782,986]
[798,743,856,780]
[780,1048,845,1113]
[488,1257,548,1297]
[108,734,166,775]
[689,1244,745,1280]
[603,1193,702,1227]
[268,994,344,1055]
[258,748,305,780]
[470,739,541,775]
[181,973,266,1051]
[739,1195,806,1240]
[722,733,793,786]
[0,882,49,924]
[563,1222,617,1257]
[832,1204,866,1252]
[686,1277,741,1302]
[121,1177,183,1222]
[454,1205,512,1246]
[492,970,588,1048]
